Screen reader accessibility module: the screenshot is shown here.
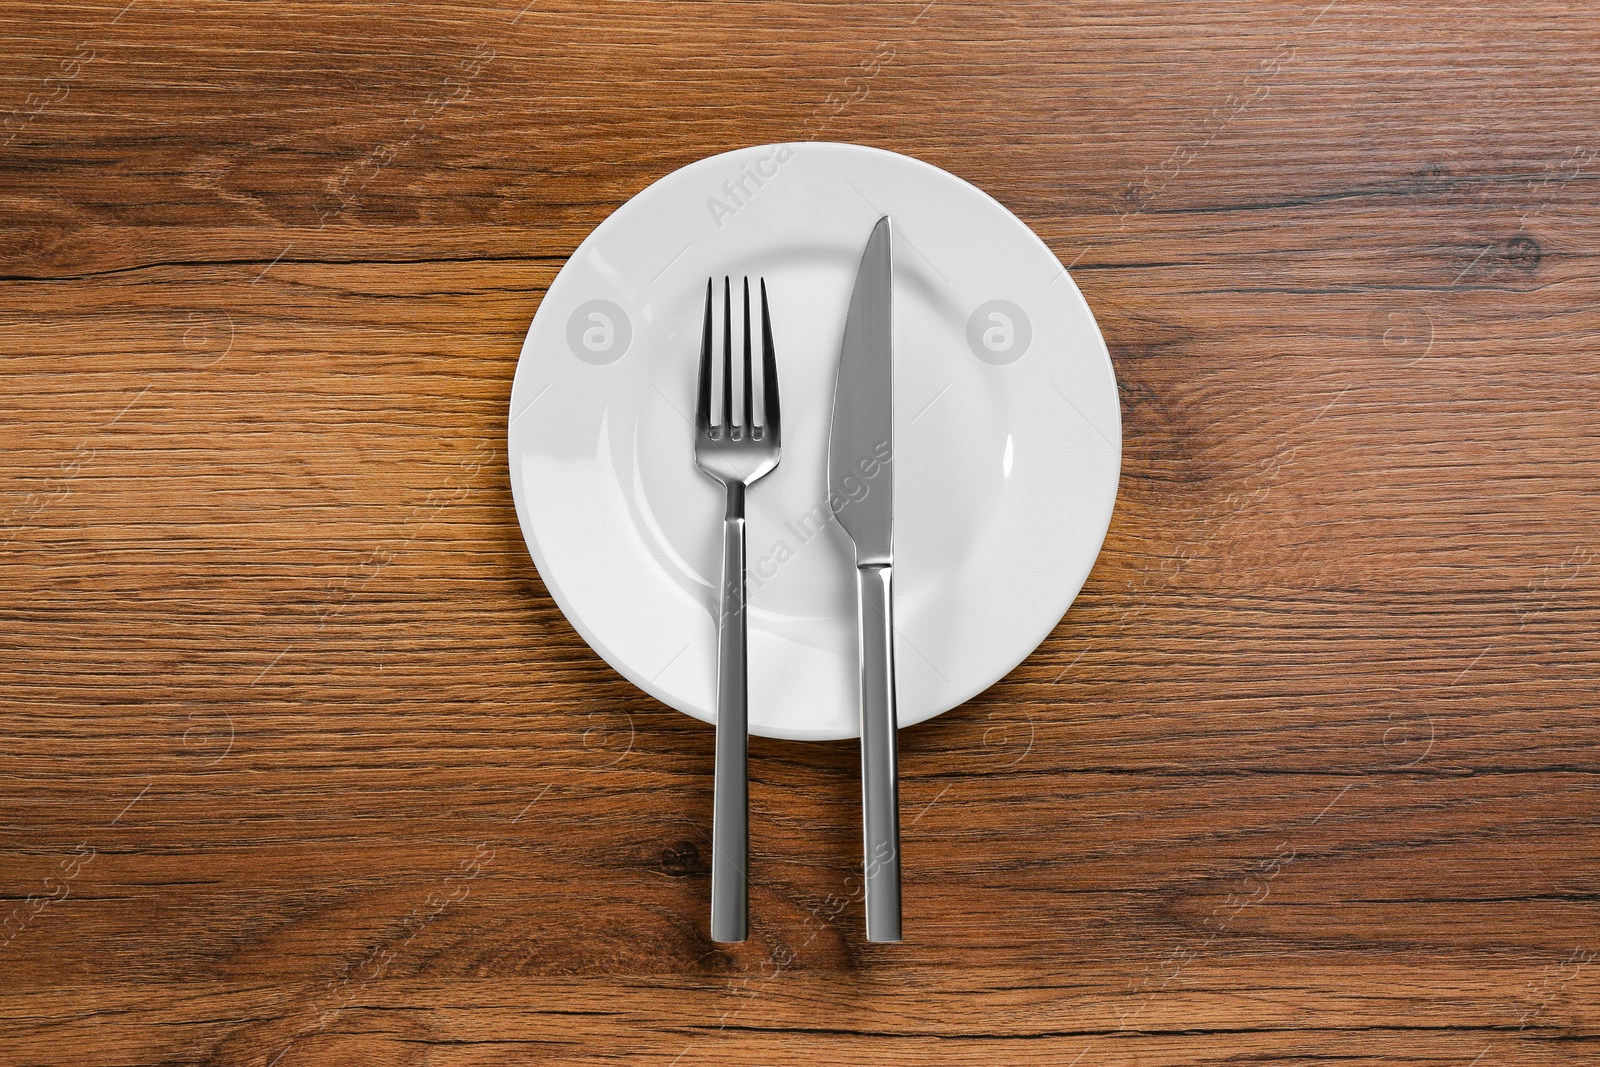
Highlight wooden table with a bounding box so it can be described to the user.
[4,2,1597,1064]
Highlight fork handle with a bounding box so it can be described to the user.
[856,562,902,942]
[710,481,749,943]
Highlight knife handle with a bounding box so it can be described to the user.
[856,562,902,943]
[710,482,748,943]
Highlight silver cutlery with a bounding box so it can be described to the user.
[827,216,902,942]
[694,275,782,944]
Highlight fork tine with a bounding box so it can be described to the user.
[695,278,713,434]
[721,277,733,436]
[760,278,780,442]
[741,278,754,437]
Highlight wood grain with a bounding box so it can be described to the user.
[3,1,1599,1064]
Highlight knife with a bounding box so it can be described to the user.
[828,215,901,942]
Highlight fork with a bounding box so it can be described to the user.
[694,276,781,944]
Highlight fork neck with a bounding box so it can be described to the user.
[723,481,745,522]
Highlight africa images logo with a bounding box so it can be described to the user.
[966,300,1032,365]
[705,145,797,230]
[748,438,891,589]
[565,299,632,365]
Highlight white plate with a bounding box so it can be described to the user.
[508,143,1119,741]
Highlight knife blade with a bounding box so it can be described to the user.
[827,215,902,942]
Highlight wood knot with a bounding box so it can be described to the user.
[1503,234,1541,272]
[1408,162,1449,190]
[660,840,704,877]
